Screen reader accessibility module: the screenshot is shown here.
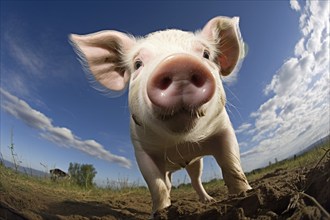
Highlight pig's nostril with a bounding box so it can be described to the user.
[158,76,172,90]
[191,73,206,88]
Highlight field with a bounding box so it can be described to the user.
[1,144,329,220]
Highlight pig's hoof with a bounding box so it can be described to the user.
[152,205,172,220]
[200,195,216,203]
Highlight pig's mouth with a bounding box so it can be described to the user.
[155,107,206,133]
[158,108,206,121]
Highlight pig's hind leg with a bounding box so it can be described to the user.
[186,158,215,202]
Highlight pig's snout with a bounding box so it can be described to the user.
[147,54,216,111]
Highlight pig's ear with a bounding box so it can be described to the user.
[70,31,135,91]
[201,16,243,76]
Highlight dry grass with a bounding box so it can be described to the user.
[246,142,329,182]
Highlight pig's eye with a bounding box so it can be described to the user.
[203,50,210,59]
[134,60,143,70]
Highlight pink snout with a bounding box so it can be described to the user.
[147,54,216,111]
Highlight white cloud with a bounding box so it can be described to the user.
[235,123,252,134]
[294,38,305,57]
[1,89,53,131]
[239,0,330,171]
[290,0,301,11]
[0,88,132,168]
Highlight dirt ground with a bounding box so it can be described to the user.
[1,152,329,220]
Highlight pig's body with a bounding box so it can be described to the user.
[71,16,251,215]
[131,110,248,211]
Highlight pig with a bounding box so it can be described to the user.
[70,16,251,215]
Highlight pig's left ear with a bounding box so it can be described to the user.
[201,16,243,76]
[70,31,135,91]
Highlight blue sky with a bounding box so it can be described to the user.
[1,0,329,186]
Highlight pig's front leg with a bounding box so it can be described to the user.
[211,127,251,194]
[134,148,171,213]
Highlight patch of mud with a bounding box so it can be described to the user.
[154,158,330,220]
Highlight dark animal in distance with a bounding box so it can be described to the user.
[50,168,70,181]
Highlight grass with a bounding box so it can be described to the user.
[0,162,149,199]
[246,142,329,182]
[1,165,80,197]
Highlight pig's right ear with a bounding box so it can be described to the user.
[201,17,244,76]
[70,31,135,91]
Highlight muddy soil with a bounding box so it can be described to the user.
[1,156,329,220]
[154,157,330,220]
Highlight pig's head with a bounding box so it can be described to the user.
[71,16,244,143]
